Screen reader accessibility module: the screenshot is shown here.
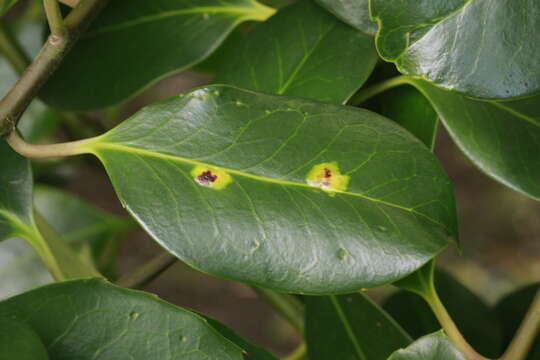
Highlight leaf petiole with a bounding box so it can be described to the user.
[348,75,411,106]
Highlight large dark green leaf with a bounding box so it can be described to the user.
[370,0,540,99]
[314,0,376,35]
[388,331,465,360]
[0,316,48,360]
[407,78,540,200]
[216,0,378,104]
[41,0,275,110]
[0,279,245,359]
[384,270,503,358]
[495,283,540,360]
[305,293,411,360]
[71,85,456,294]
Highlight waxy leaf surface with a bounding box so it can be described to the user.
[388,331,465,360]
[305,293,411,360]
[384,270,503,358]
[83,85,456,294]
[314,0,376,35]
[408,79,540,200]
[41,0,275,110]
[217,0,378,104]
[371,0,540,99]
[0,279,245,360]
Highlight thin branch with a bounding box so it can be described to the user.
[0,22,30,74]
[425,291,489,360]
[116,252,177,289]
[59,0,80,8]
[251,286,305,335]
[44,0,67,38]
[0,0,109,137]
[281,343,307,360]
[501,287,540,360]
[347,75,411,106]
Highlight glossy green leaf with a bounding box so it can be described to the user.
[0,0,17,16]
[407,78,540,200]
[305,293,411,360]
[0,316,48,360]
[384,269,503,358]
[495,283,540,360]
[380,86,438,150]
[0,142,99,280]
[41,0,275,111]
[216,0,378,104]
[206,317,278,360]
[0,279,245,359]
[74,85,456,294]
[314,0,376,35]
[388,331,466,360]
[370,0,540,99]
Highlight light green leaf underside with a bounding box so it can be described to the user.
[86,85,456,294]
[216,0,378,104]
[407,78,540,201]
[0,279,245,360]
[305,293,411,360]
[40,0,275,111]
[371,0,540,99]
[314,0,376,35]
[388,331,466,360]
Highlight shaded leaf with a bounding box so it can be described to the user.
[314,0,376,35]
[73,85,456,294]
[216,0,378,104]
[408,78,540,201]
[495,283,540,360]
[384,270,503,358]
[0,0,17,16]
[380,86,438,150]
[371,0,540,98]
[388,331,466,360]
[0,279,245,360]
[0,316,48,360]
[41,0,275,110]
[206,317,278,360]
[305,293,411,360]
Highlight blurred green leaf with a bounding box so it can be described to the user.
[495,283,540,360]
[41,0,276,110]
[216,0,378,104]
[305,293,411,360]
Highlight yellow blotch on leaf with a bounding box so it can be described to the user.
[191,165,232,190]
[306,162,349,195]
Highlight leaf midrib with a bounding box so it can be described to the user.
[91,141,444,226]
[85,5,271,38]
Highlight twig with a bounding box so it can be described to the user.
[44,0,67,38]
[116,252,177,289]
[0,0,109,137]
[0,22,30,74]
